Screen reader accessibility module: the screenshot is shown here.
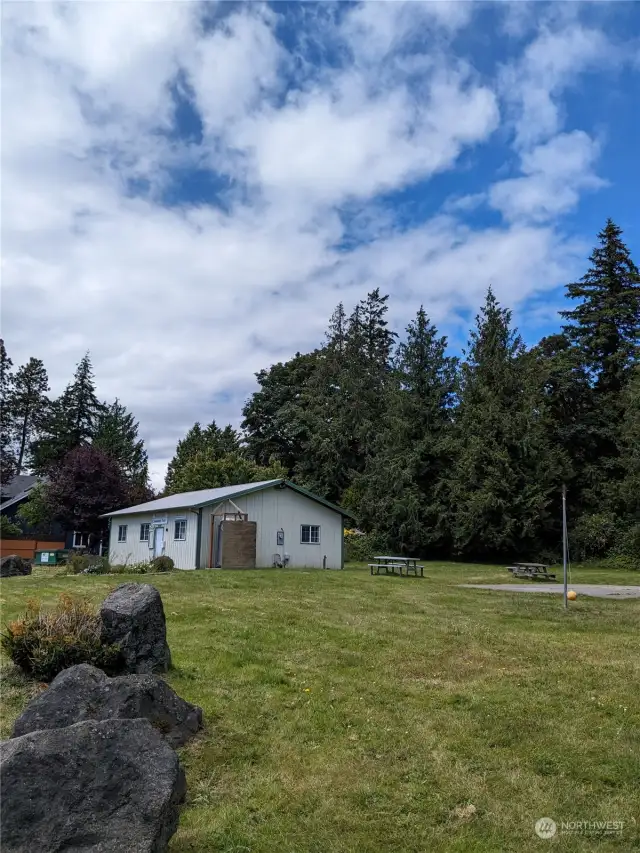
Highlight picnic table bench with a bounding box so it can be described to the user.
[369,556,424,577]
[506,562,556,581]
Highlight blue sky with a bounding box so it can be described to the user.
[2,1,639,487]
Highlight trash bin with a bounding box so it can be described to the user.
[34,550,58,566]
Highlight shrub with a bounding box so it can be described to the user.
[1,593,122,682]
[344,530,386,563]
[571,512,619,561]
[151,555,174,572]
[66,553,109,575]
[126,560,151,574]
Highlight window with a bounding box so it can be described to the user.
[301,524,320,544]
[174,519,187,541]
[118,525,128,543]
[73,531,89,548]
[140,523,150,542]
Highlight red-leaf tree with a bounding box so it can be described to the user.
[45,446,128,535]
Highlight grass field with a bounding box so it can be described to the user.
[1,562,639,852]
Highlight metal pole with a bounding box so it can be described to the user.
[562,484,568,610]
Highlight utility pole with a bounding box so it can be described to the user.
[562,484,568,610]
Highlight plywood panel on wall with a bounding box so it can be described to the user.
[221,521,257,568]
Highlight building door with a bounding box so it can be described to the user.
[154,525,164,558]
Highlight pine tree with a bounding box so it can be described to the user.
[6,358,50,474]
[169,450,286,493]
[353,308,457,554]
[31,353,103,473]
[0,339,16,483]
[447,289,560,558]
[93,399,151,502]
[559,221,640,511]
[296,291,395,502]
[561,219,640,394]
[619,365,640,519]
[164,420,240,494]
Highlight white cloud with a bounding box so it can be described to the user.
[489,131,605,222]
[1,1,636,488]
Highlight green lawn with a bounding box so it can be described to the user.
[1,562,639,852]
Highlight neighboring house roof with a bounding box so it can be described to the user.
[103,479,353,519]
[0,475,41,514]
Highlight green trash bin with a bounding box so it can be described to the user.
[35,549,59,566]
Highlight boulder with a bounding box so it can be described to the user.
[12,663,203,748]
[100,583,171,674]
[0,718,186,853]
[0,555,31,578]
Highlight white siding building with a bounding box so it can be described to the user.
[104,479,350,571]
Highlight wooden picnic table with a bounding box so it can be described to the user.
[369,556,424,577]
[506,562,556,581]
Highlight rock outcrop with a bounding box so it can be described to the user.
[0,718,186,853]
[12,663,202,748]
[100,583,171,674]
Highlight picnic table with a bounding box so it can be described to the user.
[369,556,424,577]
[506,562,556,581]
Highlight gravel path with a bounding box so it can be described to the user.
[460,583,640,600]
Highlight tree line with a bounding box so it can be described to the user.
[2,219,638,563]
[237,219,639,563]
[0,351,151,539]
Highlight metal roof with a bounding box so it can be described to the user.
[102,479,353,518]
[0,476,41,513]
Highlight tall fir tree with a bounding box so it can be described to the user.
[0,339,16,483]
[352,308,457,554]
[561,219,640,394]
[93,399,151,503]
[447,289,560,558]
[295,292,396,502]
[6,357,50,475]
[559,220,640,511]
[31,353,103,473]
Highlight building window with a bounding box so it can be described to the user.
[118,525,128,543]
[140,523,150,542]
[73,531,89,548]
[301,524,320,544]
[174,519,187,541]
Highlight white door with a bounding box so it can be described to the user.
[154,525,165,557]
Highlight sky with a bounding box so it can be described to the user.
[2,1,640,489]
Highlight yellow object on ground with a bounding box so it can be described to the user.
[567,590,577,601]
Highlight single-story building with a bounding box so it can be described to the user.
[103,479,352,570]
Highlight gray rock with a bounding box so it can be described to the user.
[0,555,31,577]
[100,583,171,674]
[0,718,186,853]
[12,663,202,747]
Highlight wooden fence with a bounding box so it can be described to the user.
[0,538,66,560]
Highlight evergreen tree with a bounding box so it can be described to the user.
[0,339,16,483]
[561,219,640,394]
[164,420,240,494]
[447,289,560,558]
[559,220,640,511]
[169,450,286,493]
[619,365,640,520]
[6,357,50,475]
[353,308,457,554]
[31,353,103,473]
[242,351,318,474]
[296,292,395,502]
[93,399,151,502]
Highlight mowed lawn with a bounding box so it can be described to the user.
[1,563,639,852]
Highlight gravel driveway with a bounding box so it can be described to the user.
[460,583,640,599]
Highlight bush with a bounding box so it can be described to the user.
[571,512,619,561]
[66,553,109,575]
[151,555,174,572]
[344,530,386,563]
[1,594,122,682]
